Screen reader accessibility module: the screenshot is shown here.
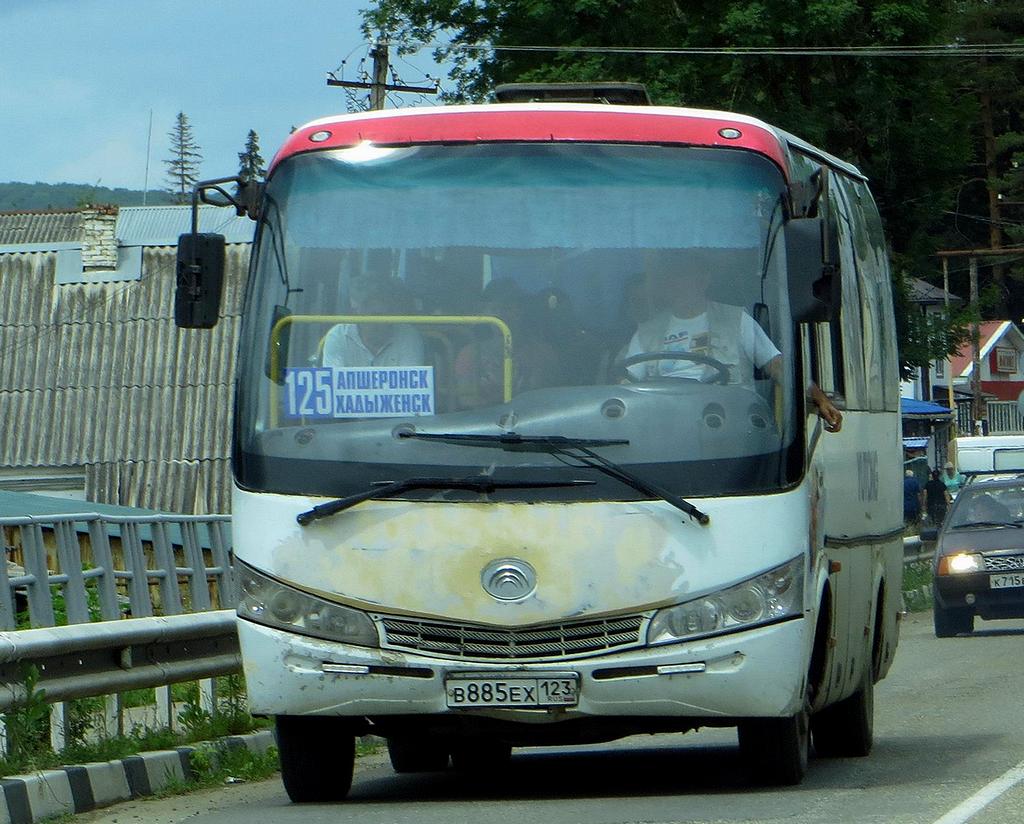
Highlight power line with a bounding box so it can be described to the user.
[452,42,1024,58]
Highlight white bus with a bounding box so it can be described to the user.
[176,84,903,800]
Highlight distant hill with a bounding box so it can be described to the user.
[0,182,177,212]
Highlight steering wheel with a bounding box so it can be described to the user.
[621,351,731,385]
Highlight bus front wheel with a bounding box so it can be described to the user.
[276,714,355,802]
[738,706,810,786]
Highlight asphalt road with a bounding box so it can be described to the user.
[78,611,1024,824]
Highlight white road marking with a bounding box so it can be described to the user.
[931,760,1024,824]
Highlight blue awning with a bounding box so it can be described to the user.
[900,397,954,417]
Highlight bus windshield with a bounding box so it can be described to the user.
[234,142,802,502]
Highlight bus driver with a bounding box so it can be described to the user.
[621,251,843,432]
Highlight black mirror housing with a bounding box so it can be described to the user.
[175,233,226,328]
[785,217,836,324]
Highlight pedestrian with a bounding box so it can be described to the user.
[904,469,922,526]
[924,469,950,526]
[942,460,965,497]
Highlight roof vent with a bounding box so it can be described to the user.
[494,82,651,106]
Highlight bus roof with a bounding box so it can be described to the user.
[269,103,862,181]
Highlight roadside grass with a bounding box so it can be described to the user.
[0,672,270,778]
[902,557,934,612]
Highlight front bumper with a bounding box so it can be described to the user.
[239,614,809,723]
[934,573,1024,619]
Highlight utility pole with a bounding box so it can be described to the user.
[969,255,982,434]
[327,41,438,110]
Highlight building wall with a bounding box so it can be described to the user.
[0,244,248,513]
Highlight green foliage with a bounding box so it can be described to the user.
[0,181,175,211]
[362,0,1024,373]
[184,741,279,790]
[3,666,50,767]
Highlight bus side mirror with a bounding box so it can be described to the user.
[785,217,839,324]
[175,233,226,328]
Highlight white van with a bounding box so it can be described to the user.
[955,435,1024,473]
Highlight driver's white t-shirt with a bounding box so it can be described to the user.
[624,307,779,381]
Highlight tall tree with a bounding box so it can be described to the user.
[164,112,202,205]
[935,1,1024,320]
[238,129,267,182]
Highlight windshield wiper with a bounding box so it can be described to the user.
[951,520,1024,530]
[399,432,629,449]
[296,477,595,525]
[399,431,710,526]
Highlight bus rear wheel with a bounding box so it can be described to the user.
[812,671,874,757]
[275,714,355,803]
[450,738,512,773]
[738,706,810,786]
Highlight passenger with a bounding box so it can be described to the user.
[321,277,424,368]
[620,250,843,431]
[454,279,561,407]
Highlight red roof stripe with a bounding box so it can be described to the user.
[270,107,789,176]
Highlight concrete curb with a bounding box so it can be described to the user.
[0,729,275,824]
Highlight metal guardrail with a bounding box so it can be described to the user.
[903,535,931,564]
[0,610,239,711]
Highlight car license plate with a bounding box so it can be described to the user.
[445,674,579,708]
[990,573,1024,589]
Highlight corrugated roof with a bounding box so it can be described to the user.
[0,211,83,245]
[117,205,254,246]
[0,206,253,251]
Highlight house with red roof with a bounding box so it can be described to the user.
[944,321,1024,402]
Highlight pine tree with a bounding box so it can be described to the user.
[237,129,267,182]
[164,112,203,205]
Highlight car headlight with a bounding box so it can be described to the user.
[648,556,804,645]
[937,552,984,575]
[238,563,379,647]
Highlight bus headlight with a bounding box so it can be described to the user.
[647,556,804,645]
[238,563,379,647]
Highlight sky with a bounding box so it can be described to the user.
[1,0,450,191]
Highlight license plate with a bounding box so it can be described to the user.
[990,573,1024,589]
[445,674,579,708]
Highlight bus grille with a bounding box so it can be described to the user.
[378,614,646,660]
[985,554,1024,571]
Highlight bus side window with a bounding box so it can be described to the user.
[831,189,867,410]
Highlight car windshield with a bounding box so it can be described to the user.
[949,483,1024,527]
[234,142,804,502]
